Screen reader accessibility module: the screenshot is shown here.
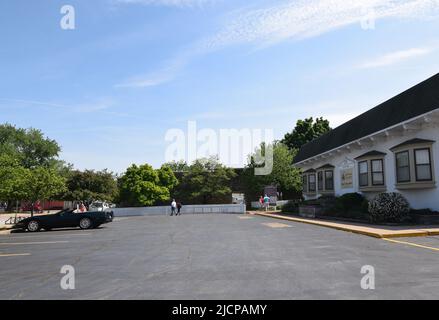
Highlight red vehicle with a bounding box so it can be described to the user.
[20,201,43,213]
[20,201,65,212]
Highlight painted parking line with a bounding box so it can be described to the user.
[6,232,92,240]
[262,222,292,228]
[0,240,69,246]
[383,238,439,252]
[0,253,31,257]
[238,216,253,220]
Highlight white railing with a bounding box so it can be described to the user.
[113,204,246,217]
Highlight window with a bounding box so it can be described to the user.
[359,161,368,187]
[325,170,334,190]
[308,174,316,192]
[414,148,432,181]
[371,159,384,186]
[396,151,410,183]
[302,175,308,192]
[317,171,323,191]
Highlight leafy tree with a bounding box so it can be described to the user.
[157,165,179,190]
[64,169,118,203]
[0,124,67,211]
[22,167,67,216]
[118,164,178,207]
[0,123,61,168]
[163,160,189,173]
[281,117,331,151]
[175,157,236,204]
[242,142,302,205]
[0,155,29,203]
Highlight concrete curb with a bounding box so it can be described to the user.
[0,226,12,235]
[249,211,439,239]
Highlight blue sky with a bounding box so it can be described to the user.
[1,0,439,173]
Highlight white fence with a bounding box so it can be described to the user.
[113,204,246,217]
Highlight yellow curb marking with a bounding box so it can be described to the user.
[262,222,292,228]
[252,212,439,239]
[0,241,69,246]
[383,238,439,252]
[5,233,91,240]
[0,253,31,257]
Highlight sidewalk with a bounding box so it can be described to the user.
[0,212,47,232]
[249,211,439,238]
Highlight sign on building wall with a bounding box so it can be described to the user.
[341,169,353,189]
[338,157,355,189]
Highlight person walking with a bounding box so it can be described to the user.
[171,199,177,216]
[176,201,182,216]
[263,194,270,211]
[259,196,264,209]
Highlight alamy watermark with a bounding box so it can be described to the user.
[60,5,75,30]
[60,265,75,290]
[360,4,377,30]
[360,265,375,290]
[165,121,274,175]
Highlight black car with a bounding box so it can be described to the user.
[13,209,114,232]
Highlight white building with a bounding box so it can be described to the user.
[294,73,439,211]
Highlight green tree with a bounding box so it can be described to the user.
[281,117,331,151]
[64,169,118,203]
[0,124,67,211]
[22,167,67,216]
[118,164,178,207]
[157,165,179,190]
[0,123,61,168]
[175,157,236,204]
[0,154,29,203]
[242,142,302,205]
[163,160,189,173]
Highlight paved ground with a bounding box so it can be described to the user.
[0,214,438,300]
[252,211,439,238]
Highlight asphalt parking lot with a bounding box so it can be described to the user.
[0,214,438,300]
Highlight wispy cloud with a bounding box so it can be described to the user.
[114,48,198,88]
[114,62,180,88]
[0,98,116,113]
[204,0,439,50]
[0,98,68,109]
[114,0,214,8]
[116,0,439,88]
[356,47,434,69]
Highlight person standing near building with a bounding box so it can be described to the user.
[259,196,264,208]
[263,194,270,211]
[176,201,182,216]
[171,199,177,216]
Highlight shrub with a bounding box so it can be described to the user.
[368,192,410,222]
[281,200,298,213]
[410,208,438,216]
[334,193,367,214]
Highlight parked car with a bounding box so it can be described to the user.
[12,208,114,232]
[88,201,113,212]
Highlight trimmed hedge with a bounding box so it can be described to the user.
[333,193,368,217]
[281,200,299,213]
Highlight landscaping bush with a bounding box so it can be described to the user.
[410,208,438,216]
[328,193,369,220]
[281,200,298,213]
[368,192,410,223]
[334,193,366,214]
